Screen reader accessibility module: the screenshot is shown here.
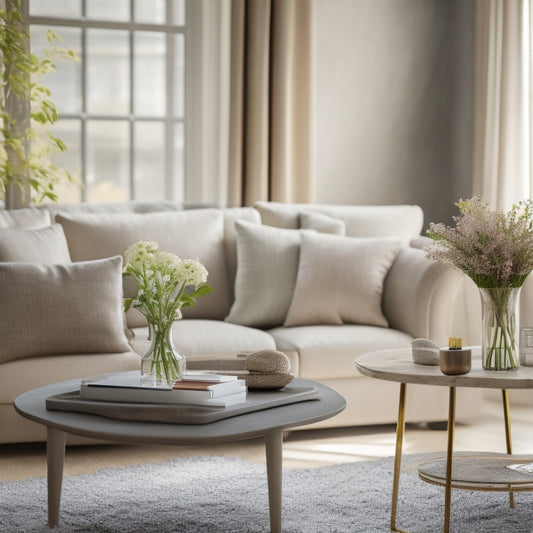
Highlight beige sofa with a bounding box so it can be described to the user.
[0,201,482,444]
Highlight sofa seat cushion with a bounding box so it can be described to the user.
[268,324,413,380]
[0,351,141,403]
[131,319,277,358]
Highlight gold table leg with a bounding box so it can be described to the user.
[443,386,456,533]
[391,382,407,532]
[502,389,514,508]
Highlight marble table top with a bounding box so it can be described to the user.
[356,347,533,389]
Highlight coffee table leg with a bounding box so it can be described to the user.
[47,427,66,528]
[265,430,283,533]
[391,382,407,532]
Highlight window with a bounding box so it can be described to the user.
[29,0,186,203]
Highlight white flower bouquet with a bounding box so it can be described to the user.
[123,240,213,384]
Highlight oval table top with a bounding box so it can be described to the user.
[14,378,346,446]
[355,347,533,390]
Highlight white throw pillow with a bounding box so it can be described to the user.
[299,211,346,235]
[56,209,230,323]
[0,256,131,363]
[225,220,308,328]
[0,224,71,263]
[284,232,401,328]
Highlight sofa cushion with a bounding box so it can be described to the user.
[285,233,401,327]
[0,256,131,363]
[225,220,306,329]
[55,209,230,324]
[299,211,346,235]
[255,202,423,244]
[0,224,72,263]
[0,207,50,229]
[269,324,413,380]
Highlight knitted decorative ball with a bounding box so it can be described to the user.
[243,350,294,389]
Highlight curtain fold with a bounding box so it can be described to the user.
[228,0,315,207]
[473,0,529,210]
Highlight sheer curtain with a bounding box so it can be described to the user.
[473,0,530,210]
[227,0,315,207]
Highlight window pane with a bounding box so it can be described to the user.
[86,121,130,202]
[135,0,166,24]
[134,122,165,200]
[86,0,129,22]
[174,34,185,118]
[50,119,82,203]
[30,26,82,115]
[87,30,130,116]
[30,0,82,18]
[173,123,184,202]
[173,0,186,25]
[134,33,165,117]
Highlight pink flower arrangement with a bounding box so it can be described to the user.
[425,196,533,288]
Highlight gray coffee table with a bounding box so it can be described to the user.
[14,377,345,532]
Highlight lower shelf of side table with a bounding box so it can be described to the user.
[418,453,533,492]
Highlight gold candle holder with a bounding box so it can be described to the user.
[439,337,471,375]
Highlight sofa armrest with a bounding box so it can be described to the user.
[383,247,480,346]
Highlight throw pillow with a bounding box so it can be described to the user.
[284,232,401,328]
[0,224,72,263]
[0,256,131,363]
[225,220,307,329]
[299,211,346,235]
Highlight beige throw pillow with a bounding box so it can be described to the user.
[0,256,131,363]
[0,207,51,229]
[225,221,307,329]
[284,232,401,328]
[0,224,72,263]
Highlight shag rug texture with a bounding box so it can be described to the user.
[1,454,533,532]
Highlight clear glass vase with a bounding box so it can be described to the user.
[479,287,521,371]
[141,322,185,387]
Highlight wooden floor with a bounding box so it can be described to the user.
[1,390,532,483]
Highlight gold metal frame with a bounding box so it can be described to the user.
[390,386,515,533]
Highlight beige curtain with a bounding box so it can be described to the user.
[227,0,314,207]
[473,0,529,210]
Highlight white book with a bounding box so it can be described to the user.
[79,372,247,407]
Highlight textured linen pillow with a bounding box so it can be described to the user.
[225,220,307,329]
[299,211,346,235]
[0,256,131,363]
[0,224,72,263]
[284,232,401,328]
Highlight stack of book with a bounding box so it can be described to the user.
[79,372,247,407]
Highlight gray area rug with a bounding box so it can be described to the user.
[1,454,533,532]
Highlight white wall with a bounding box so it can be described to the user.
[313,0,475,227]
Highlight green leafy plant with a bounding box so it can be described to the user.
[0,0,78,206]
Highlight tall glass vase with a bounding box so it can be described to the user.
[141,322,185,387]
[479,287,521,371]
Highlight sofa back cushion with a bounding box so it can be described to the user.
[0,256,131,363]
[0,224,72,263]
[0,207,51,229]
[56,209,231,325]
[255,202,423,244]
